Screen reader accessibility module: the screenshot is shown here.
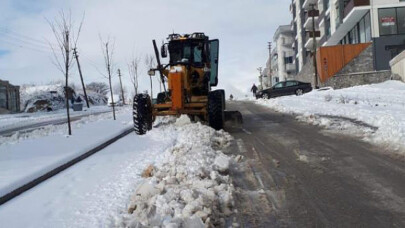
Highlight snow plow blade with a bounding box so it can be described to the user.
[224,110,243,127]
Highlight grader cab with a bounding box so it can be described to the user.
[132,33,227,135]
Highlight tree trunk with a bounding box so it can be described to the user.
[109,76,116,120]
[65,33,72,135]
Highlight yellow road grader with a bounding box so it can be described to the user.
[133,33,234,135]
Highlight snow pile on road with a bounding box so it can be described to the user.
[123,116,235,227]
[256,80,405,155]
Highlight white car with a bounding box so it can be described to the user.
[107,94,123,106]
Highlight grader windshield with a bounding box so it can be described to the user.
[168,41,205,67]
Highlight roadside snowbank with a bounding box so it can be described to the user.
[0,105,111,137]
[0,117,173,227]
[122,116,235,227]
[256,80,405,156]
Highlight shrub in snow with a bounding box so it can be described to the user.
[124,116,235,227]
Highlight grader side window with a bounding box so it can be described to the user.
[183,46,191,62]
[209,39,219,86]
[193,46,202,64]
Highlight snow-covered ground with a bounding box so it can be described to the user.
[256,80,405,157]
[0,108,132,197]
[0,105,111,134]
[0,115,235,227]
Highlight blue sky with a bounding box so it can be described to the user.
[0,50,10,56]
[0,0,291,97]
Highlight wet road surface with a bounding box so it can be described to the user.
[225,101,405,227]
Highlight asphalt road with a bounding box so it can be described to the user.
[225,101,405,228]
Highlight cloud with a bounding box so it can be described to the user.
[0,0,291,96]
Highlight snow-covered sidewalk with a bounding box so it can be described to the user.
[0,105,111,134]
[256,80,405,156]
[0,116,235,227]
[0,108,132,198]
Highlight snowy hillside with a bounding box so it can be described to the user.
[256,80,405,156]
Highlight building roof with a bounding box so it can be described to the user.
[273,25,294,42]
[0,79,19,88]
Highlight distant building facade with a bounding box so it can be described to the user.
[288,0,405,87]
[0,79,20,113]
[271,25,296,85]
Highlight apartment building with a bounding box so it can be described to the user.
[290,0,405,86]
[321,0,405,70]
[270,25,296,85]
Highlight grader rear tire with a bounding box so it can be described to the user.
[133,94,152,135]
[208,90,225,130]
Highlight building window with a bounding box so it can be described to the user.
[352,24,359,44]
[326,17,331,37]
[365,12,371,42]
[284,56,293,64]
[324,0,329,10]
[398,8,405,34]
[359,16,366,43]
[378,8,405,36]
[340,12,371,45]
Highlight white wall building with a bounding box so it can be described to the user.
[269,25,296,86]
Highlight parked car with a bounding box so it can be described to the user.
[256,80,312,99]
[107,94,123,106]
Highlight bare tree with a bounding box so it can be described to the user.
[47,10,83,135]
[100,36,116,120]
[128,54,141,95]
[145,54,155,98]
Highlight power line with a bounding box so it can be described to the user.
[0,27,56,46]
[0,37,51,54]
[0,33,54,51]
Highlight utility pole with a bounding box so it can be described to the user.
[73,48,90,108]
[268,42,272,87]
[106,42,116,120]
[117,69,126,105]
[310,4,319,89]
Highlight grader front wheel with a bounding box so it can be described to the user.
[133,94,152,135]
[208,90,225,130]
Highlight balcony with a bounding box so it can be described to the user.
[285,63,296,73]
[324,1,370,46]
[304,31,321,49]
[303,9,319,30]
[344,0,370,18]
